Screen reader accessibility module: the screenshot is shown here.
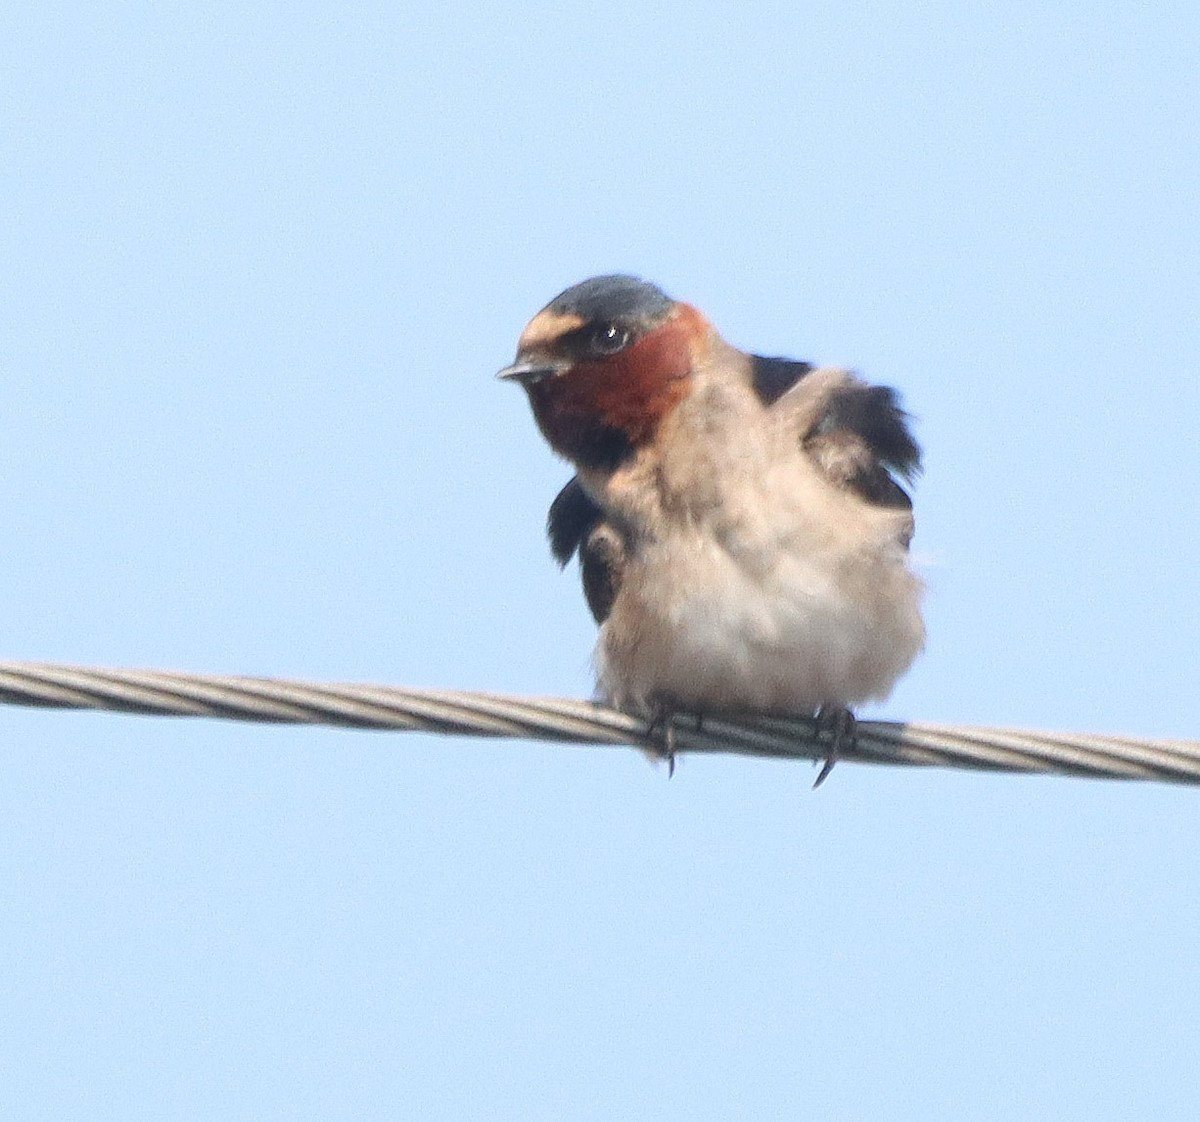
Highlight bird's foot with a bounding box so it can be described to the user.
[813,706,856,789]
[644,699,704,778]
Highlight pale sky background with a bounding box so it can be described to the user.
[3,2,1199,1118]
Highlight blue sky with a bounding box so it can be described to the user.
[3,2,1198,1117]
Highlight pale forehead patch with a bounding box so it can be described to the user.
[518,309,586,351]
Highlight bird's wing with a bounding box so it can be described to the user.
[547,476,599,565]
[750,354,815,404]
[546,477,625,623]
[758,360,921,514]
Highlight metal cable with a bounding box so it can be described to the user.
[0,659,1196,784]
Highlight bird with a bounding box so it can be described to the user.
[498,275,923,784]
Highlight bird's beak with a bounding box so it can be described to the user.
[496,358,567,387]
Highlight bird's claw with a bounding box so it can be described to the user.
[813,706,856,788]
[645,702,705,778]
[645,706,676,777]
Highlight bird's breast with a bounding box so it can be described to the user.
[594,462,924,716]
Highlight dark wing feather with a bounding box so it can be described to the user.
[546,476,624,623]
[813,383,920,482]
[577,523,625,623]
[751,355,815,405]
[803,382,921,513]
[804,429,914,511]
[547,476,600,566]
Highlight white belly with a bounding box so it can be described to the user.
[596,515,924,716]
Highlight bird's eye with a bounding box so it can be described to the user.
[587,323,631,357]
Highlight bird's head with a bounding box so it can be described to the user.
[498,275,713,470]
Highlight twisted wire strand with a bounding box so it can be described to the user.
[0,660,1196,784]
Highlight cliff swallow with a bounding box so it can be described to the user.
[499,275,923,784]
